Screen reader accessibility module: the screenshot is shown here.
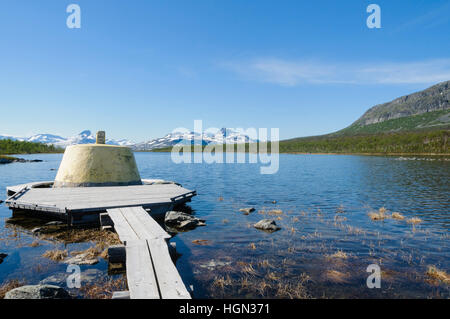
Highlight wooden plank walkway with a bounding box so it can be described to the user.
[5,184,196,214]
[107,206,191,299]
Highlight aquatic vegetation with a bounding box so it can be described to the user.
[212,275,232,289]
[407,217,423,224]
[258,259,273,268]
[249,243,256,250]
[327,250,348,259]
[79,276,128,299]
[266,272,280,281]
[324,270,350,283]
[29,240,41,247]
[426,266,450,284]
[42,249,68,262]
[368,208,389,221]
[192,239,211,246]
[241,263,258,276]
[0,279,25,299]
[391,212,405,220]
[39,226,121,246]
[267,209,283,216]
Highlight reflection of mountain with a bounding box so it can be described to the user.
[0,130,135,148]
[133,128,259,151]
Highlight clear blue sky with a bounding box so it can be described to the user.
[1,0,449,142]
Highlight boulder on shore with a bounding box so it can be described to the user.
[164,211,206,230]
[254,219,281,232]
[4,284,71,299]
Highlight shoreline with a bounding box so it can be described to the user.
[3,151,450,157]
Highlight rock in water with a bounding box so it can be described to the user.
[4,285,71,299]
[0,253,7,264]
[239,207,255,215]
[164,211,206,230]
[254,219,281,232]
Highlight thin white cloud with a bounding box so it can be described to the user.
[222,58,450,86]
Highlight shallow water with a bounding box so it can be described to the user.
[0,153,449,298]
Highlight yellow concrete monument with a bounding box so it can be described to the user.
[53,131,142,188]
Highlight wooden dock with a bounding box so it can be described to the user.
[106,206,191,299]
[5,183,196,224]
[4,180,196,299]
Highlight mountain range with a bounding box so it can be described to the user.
[0,128,258,150]
[0,130,135,148]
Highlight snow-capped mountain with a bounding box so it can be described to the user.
[0,130,135,148]
[1,128,256,150]
[133,128,259,151]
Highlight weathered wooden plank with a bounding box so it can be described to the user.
[126,240,160,299]
[107,208,139,243]
[146,238,191,299]
[128,207,171,240]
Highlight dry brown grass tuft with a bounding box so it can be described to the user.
[212,275,232,289]
[324,270,350,283]
[391,212,405,220]
[242,263,258,276]
[368,210,388,221]
[40,228,121,245]
[29,240,41,247]
[275,274,310,299]
[256,280,272,296]
[407,217,423,224]
[0,279,25,299]
[192,239,211,246]
[266,272,280,281]
[79,276,128,299]
[426,266,450,284]
[327,250,348,259]
[42,249,68,261]
[258,259,272,268]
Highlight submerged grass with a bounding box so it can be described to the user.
[79,276,128,299]
[42,249,68,262]
[426,266,450,284]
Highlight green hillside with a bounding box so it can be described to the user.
[334,109,450,136]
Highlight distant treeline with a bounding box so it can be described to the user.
[278,129,449,154]
[0,139,63,155]
[151,130,449,154]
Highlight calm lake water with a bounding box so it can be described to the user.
[1,153,449,298]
